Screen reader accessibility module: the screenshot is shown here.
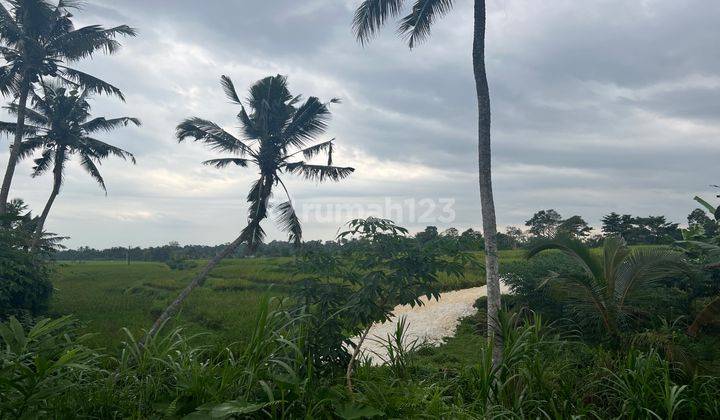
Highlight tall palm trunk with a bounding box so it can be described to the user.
[0,79,30,217]
[145,234,246,341]
[473,0,502,368]
[31,152,64,252]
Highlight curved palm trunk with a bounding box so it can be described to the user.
[0,79,30,217]
[473,0,502,368]
[31,159,63,252]
[146,176,271,343]
[145,233,246,341]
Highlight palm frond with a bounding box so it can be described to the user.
[286,162,354,182]
[0,64,23,96]
[527,240,603,281]
[32,147,55,177]
[275,200,302,246]
[286,138,334,161]
[603,236,630,295]
[240,219,266,252]
[282,96,331,147]
[51,24,136,59]
[615,248,689,305]
[353,0,405,45]
[58,66,125,100]
[5,102,50,125]
[398,0,453,48]
[202,158,251,169]
[247,74,293,113]
[241,175,274,252]
[56,0,85,11]
[81,116,141,133]
[688,295,720,337]
[676,240,720,259]
[237,104,261,140]
[0,121,41,137]
[78,151,106,192]
[16,136,46,160]
[176,117,253,156]
[693,196,716,215]
[246,176,273,221]
[82,137,136,164]
[220,74,242,104]
[0,3,22,43]
[543,271,610,330]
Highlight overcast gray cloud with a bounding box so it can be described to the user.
[1,0,718,248]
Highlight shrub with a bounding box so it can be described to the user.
[0,316,99,418]
[165,255,198,270]
[501,251,583,323]
[0,232,53,319]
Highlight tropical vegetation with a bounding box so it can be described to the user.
[148,74,354,339]
[0,0,135,216]
[352,0,503,367]
[0,84,138,250]
[1,1,720,419]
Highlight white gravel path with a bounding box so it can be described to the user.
[356,281,511,364]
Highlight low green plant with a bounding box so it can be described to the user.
[0,316,98,418]
[528,236,691,336]
[165,255,198,271]
[290,217,469,391]
[2,308,720,418]
[0,232,53,319]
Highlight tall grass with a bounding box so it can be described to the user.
[2,308,720,418]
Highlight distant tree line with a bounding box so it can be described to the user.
[56,207,708,262]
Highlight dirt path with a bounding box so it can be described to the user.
[357,281,511,364]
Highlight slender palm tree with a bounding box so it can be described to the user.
[0,0,136,216]
[0,84,139,250]
[352,0,502,364]
[529,236,690,336]
[146,74,354,340]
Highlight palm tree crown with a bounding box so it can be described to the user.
[0,0,136,99]
[9,85,138,189]
[529,236,691,335]
[177,74,354,251]
[0,83,138,250]
[0,0,136,217]
[353,0,454,48]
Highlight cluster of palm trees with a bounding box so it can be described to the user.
[1,0,504,362]
[0,0,138,251]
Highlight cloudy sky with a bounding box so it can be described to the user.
[3,0,719,248]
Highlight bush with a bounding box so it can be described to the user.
[501,251,584,324]
[0,316,98,418]
[2,309,720,418]
[0,233,53,319]
[165,255,198,270]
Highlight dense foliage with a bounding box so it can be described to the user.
[0,1,718,418]
[0,231,52,319]
[0,202,56,319]
[3,308,720,418]
[289,217,467,381]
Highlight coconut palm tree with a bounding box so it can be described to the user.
[146,74,354,340]
[529,236,690,336]
[0,84,139,250]
[352,0,502,364]
[0,0,136,216]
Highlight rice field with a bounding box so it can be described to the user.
[48,249,530,349]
